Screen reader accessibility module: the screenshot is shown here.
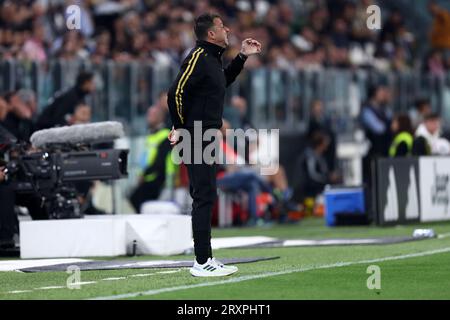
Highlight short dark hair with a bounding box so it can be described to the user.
[3,90,18,103]
[367,84,387,100]
[415,98,430,111]
[424,112,440,121]
[394,113,413,134]
[310,131,329,149]
[76,71,94,88]
[75,102,89,109]
[194,13,221,40]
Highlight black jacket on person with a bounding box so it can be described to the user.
[167,40,247,130]
[0,113,36,143]
[36,86,89,130]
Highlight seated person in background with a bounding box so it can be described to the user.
[293,131,341,202]
[218,120,298,225]
[389,113,414,157]
[216,120,274,226]
[246,128,299,214]
[414,113,450,155]
[130,106,176,213]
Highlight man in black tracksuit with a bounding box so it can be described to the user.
[167,13,261,276]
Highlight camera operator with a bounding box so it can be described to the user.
[0,101,48,250]
[0,124,18,250]
[0,164,18,250]
[1,99,17,249]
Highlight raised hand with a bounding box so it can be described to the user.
[240,38,262,57]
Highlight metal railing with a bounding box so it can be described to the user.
[2,59,450,136]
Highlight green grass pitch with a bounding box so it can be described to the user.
[1,218,450,300]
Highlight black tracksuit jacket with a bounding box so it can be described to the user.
[167,40,247,130]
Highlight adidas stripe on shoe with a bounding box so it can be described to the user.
[190,258,238,277]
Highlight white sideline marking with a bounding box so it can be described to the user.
[5,282,97,294]
[101,269,181,281]
[156,270,181,274]
[129,273,156,278]
[90,247,450,300]
[35,286,65,290]
[72,281,97,286]
[9,290,33,294]
[3,270,184,295]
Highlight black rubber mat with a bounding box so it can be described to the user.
[19,256,280,273]
[236,236,430,248]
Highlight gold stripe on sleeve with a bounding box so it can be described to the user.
[175,48,204,124]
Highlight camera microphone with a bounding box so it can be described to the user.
[30,121,125,148]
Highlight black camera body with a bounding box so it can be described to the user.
[5,145,128,219]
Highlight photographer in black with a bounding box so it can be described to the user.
[0,107,48,256]
[0,97,19,250]
[0,136,17,251]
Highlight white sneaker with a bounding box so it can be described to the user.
[211,257,238,273]
[190,258,238,277]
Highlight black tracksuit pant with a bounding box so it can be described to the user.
[184,128,219,264]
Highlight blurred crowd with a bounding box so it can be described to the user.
[360,84,450,187]
[1,0,450,72]
[2,0,450,231]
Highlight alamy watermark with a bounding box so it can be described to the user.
[66,5,81,30]
[366,5,382,30]
[66,265,81,289]
[171,121,279,175]
[366,265,381,290]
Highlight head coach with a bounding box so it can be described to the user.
[167,13,261,277]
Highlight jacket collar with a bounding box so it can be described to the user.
[196,40,226,58]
